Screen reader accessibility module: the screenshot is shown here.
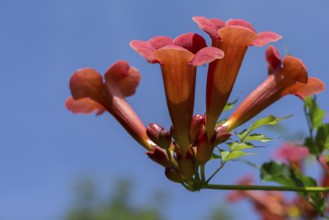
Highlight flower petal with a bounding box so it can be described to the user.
[192,16,222,40]
[218,26,257,45]
[130,40,155,63]
[274,143,309,163]
[148,36,173,50]
[173,32,207,54]
[65,96,105,115]
[130,36,173,63]
[266,45,282,74]
[190,46,224,66]
[210,18,226,29]
[104,60,141,97]
[281,55,308,84]
[146,147,171,167]
[226,19,256,33]
[281,77,325,99]
[252,32,282,47]
[69,67,104,101]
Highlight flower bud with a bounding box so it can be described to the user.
[159,130,172,149]
[195,132,212,165]
[146,147,171,167]
[190,114,206,144]
[146,123,164,146]
[213,125,231,145]
[177,149,196,179]
[165,167,183,183]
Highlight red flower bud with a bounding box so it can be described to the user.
[190,114,206,144]
[146,123,164,146]
[146,147,171,168]
[165,167,183,183]
[177,149,196,179]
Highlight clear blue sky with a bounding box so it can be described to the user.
[1,1,329,219]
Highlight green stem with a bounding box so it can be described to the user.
[303,102,322,157]
[202,184,329,192]
[304,103,314,140]
[206,162,225,184]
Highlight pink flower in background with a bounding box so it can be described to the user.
[227,176,291,220]
[273,143,309,168]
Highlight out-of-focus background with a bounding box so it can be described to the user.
[1,0,328,219]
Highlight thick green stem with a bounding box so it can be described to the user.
[202,184,329,192]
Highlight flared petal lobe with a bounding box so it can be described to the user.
[130,36,173,63]
[224,47,325,131]
[104,60,141,97]
[65,97,105,115]
[69,67,104,101]
[193,16,281,137]
[66,61,153,150]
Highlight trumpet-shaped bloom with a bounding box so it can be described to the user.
[130,33,224,154]
[65,61,153,150]
[224,46,325,131]
[193,16,282,137]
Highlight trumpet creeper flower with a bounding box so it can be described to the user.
[130,33,224,154]
[193,16,282,137]
[65,61,153,150]
[224,46,325,131]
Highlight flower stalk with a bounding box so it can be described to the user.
[202,184,329,193]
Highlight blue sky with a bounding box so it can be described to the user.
[1,1,329,219]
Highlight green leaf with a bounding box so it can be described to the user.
[304,96,325,129]
[228,142,254,151]
[243,133,275,143]
[293,167,325,214]
[223,98,238,112]
[237,129,249,141]
[221,151,252,163]
[238,115,290,141]
[250,115,291,131]
[210,153,221,160]
[260,161,299,187]
[304,137,318,155]
[315,123,329,152]
[234,158,260,169]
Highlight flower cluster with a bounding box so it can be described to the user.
[65,16,325,186]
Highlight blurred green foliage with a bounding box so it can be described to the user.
[65,178,232,220]
[65,179,164,220]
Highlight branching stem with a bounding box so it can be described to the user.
[202,184,329,192]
